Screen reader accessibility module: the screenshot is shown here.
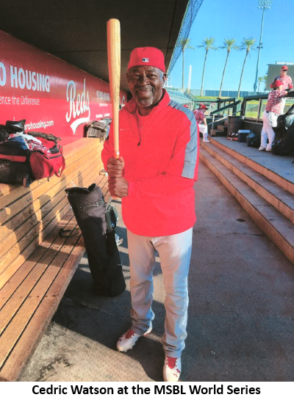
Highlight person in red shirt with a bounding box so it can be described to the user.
[193,103,209,142]
[270,65,293,113]
[259,80,287,151]
[102,47,198,382]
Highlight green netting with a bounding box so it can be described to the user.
[167,0,204,74]
[166,88,193,104]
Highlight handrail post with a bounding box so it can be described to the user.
[233,101,237,115]
[257,98,262,121]
[241,99,246,117]
[211,115,215,132]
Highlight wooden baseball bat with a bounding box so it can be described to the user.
[107,18,121,159]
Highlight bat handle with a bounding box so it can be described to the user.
[113,113,120,159]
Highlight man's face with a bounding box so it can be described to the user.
[126,66,167,109]
[280,68,287,77]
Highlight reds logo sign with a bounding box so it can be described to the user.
[66,79,90,134]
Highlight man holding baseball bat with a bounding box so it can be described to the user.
[102,47,198,382]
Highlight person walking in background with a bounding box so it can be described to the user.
[193,103,210,142]
[102,47,198,382]
[270,65,293,113]
[259,79,287,152]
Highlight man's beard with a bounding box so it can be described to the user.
[135,96,154,107]
[134,86,155,108]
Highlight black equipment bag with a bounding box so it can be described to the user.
[65,183,126,297]
[272,121,294,156]
[277,104,294,130]
[246,132,260,148]
[0,119,32,186]
[0,125,10,142]
[5,119,26,133]
[0,141,33,186]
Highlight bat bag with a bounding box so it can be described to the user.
[65,183,126,297]
[277,104,294,130]
[272,120,294,156]
[246,132,260,148]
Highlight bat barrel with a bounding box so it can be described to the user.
[107,19,121,159]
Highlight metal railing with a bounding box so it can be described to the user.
[194,91,294,133]
[206,101,242,130]
[210,100,241,115]
[241,91,294,121]
[208,111,241,131]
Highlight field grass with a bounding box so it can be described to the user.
[191,96,294,119]
[192,96,243,101]
[246,111,259,118]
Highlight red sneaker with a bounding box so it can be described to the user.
[116,324,152,352]
[163,356,181,382]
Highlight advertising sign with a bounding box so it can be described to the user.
[0,30,126,145]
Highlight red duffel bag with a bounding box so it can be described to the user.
[28,133,66,180]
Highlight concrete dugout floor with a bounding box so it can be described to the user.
[20,162,294,382]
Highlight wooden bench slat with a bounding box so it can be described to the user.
[62,138,102,157]
[0,177,109,379]
[0,152,102,252]
[0,178,98,289]
[0,214,73,309]
[0,164,101,289]
[0,234,85,382]
[0,156,102,271]
[0,198,70,272]
[0,187,70,256]
[0,220,82,370]
[0,203,70,290]
[0,215,78,335]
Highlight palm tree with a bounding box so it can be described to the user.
[198,37,218,96]
[219,39,239,97]
[237,38,256,98]
[178,38,194,90]
[257,77,263,92]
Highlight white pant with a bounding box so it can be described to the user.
[280,98,286,115]
[127,228,193,357]
[261,111,278,148]
[198,123,208,140]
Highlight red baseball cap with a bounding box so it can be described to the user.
[128,47,166,72]
[281,65,288,71]
[183,104,189,108]
[199,103,208,110]
[273,79,283,88]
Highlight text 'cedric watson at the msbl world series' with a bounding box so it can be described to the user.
[31,383,261,396]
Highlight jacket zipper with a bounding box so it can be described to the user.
[134,106,164,146]
[135,110,142,146]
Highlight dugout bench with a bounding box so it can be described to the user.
[0,138,109,381]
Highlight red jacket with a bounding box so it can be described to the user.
[102,90,199,236]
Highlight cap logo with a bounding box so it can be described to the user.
[142,58,149,62]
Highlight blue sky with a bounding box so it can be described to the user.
[169,0,293,91]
